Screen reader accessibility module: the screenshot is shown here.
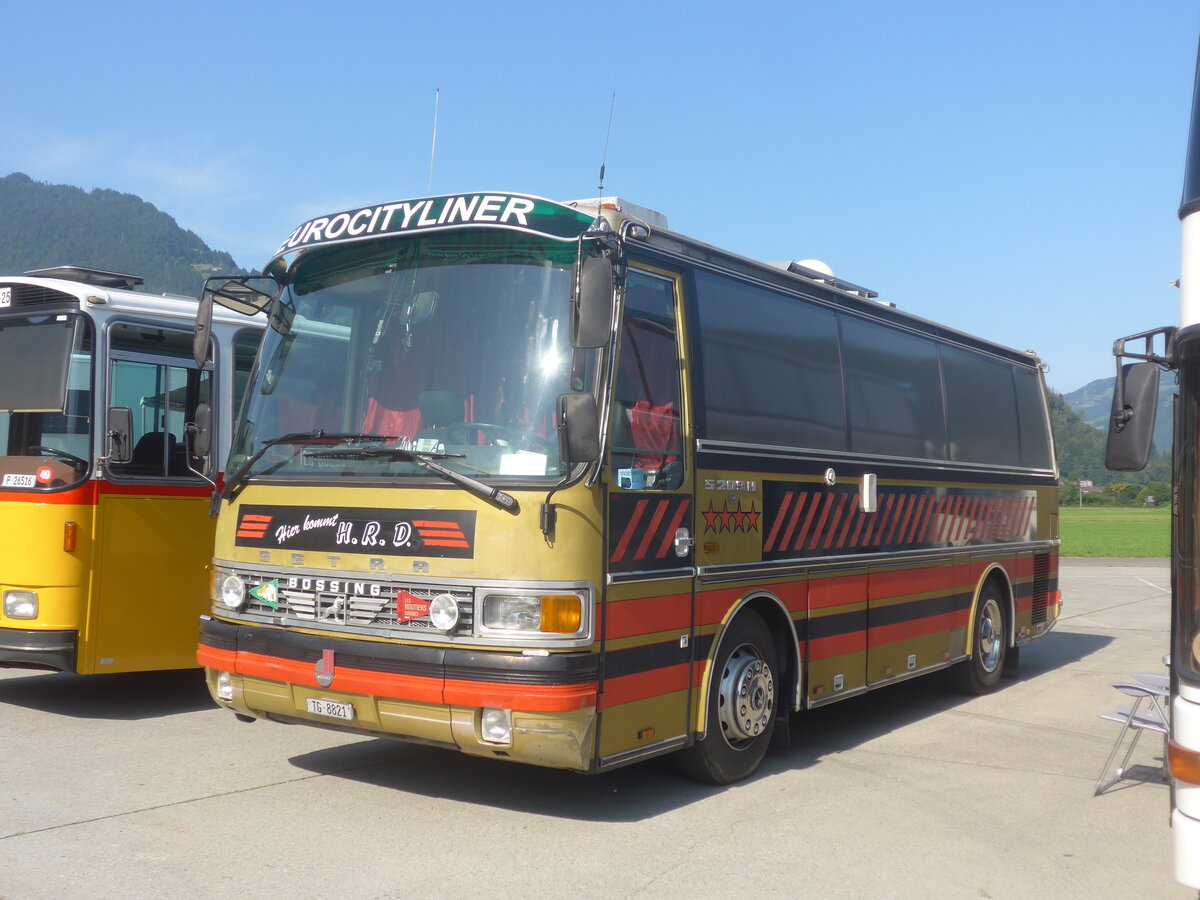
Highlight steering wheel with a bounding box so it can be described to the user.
[445,423,553,453]
[27,445,88,469]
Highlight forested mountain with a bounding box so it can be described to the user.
[1064,375,1173,457]
[0,172,243,296]
[1050,387,1170,492]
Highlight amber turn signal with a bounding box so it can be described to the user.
[1169,741,1200,785]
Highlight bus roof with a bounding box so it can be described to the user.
[0,269,263,331]
[265,191,1043,370]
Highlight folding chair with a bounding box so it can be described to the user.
[1094,681,1169,795]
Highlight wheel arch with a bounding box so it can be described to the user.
[699,592,801,740]
[967,562,1016,654]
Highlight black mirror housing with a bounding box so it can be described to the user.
[1106,361,1160,471]
[557,393,600,464]
[107,406,134,464]
[570,252,614,348]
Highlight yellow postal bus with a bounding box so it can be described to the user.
[198,195,1059,782]
[0,266,262,673]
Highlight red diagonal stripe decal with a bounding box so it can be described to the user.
[634,499,672,561]
[764,491,793,552]
[611,500,649,562]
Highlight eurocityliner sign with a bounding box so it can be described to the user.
[270,192,595,261]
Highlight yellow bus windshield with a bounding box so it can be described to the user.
[0,313,92,490]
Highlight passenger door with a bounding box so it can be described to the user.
[88,322,215,672]
[598,267,695,766]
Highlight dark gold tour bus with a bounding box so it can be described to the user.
[197,192,1059,783]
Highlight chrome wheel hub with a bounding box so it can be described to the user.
[978,597,1003,673]
[717,643,775,747]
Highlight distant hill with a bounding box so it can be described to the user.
[1064,375,1173,456]
[0,172,243,296]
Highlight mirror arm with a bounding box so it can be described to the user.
[1110,326,1178,432]
[183,422,218,490]
[1110,349,1131,431]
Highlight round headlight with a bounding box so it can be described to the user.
[219,574,246,610]
[428,593,460,631]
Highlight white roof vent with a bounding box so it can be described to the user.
[769,259,880,301]
[566,197,669,230]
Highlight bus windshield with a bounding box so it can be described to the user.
[229,230,594,483]
[0,313,93,490]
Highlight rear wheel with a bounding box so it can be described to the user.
[676,611,778,785]
[949,580,1008,695]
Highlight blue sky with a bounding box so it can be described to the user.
[2,1,1196,393]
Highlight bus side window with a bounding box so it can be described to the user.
[610,274,683,490]
[232,329,262,421]
[108,324,209,479]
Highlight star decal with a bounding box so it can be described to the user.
[702,498,761,534]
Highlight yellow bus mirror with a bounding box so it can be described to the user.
[190,403,213,459]
[193,290,213,368]
[107,406,133,464]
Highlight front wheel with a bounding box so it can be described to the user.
[676,611,778,785]
[949,581,1008,695]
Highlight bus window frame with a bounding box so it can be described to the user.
[103,317,215,483]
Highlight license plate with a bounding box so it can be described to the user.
[305,697,355,720]
[2,473,36,487]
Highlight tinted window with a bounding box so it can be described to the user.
[609,271,683,489]
[693,270,845,449]
[232,328,261,419]
[841,315,946,459]
[941,345,1021,465]
[1012,366,1053,469]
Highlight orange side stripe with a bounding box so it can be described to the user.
[598,663,689,709]
[444,678,597,712]
[201,645,596,712]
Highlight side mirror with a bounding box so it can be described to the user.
[557,393,600,464]
[188,402,213,459]
[1105,361,1160,471]
[195,275,278,369]
[193,290,213,368]
[570,252,614,348]
[107,406,133,464]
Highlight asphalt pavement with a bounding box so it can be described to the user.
[0,559,1190,899]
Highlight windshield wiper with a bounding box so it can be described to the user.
[217,431,395,509]
[304,445,519,513]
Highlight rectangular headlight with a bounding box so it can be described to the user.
[480,593,584,635]
[4,590,38,619]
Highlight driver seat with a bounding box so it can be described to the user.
[415,391,462,443]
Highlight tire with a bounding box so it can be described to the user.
[949,580,1008,695]
[676,611,778,785]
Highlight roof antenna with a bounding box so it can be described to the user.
[428,88,440,194]
[595,93,616,220]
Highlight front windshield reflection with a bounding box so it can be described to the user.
[231,230,594,482]
[0,314,92,490]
